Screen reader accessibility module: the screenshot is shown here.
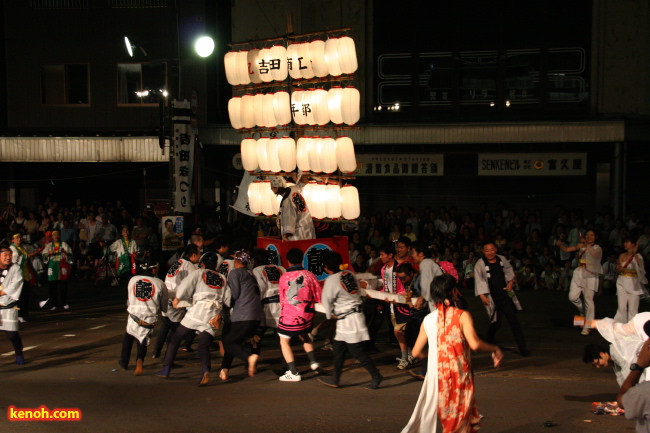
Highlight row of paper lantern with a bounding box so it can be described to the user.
[241,136,357,174]
[248,180,360,220]
[228,86,360,130]
[225,36,357,86]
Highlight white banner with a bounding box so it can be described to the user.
[173,100,194,212]
[355,154,444,176]
[478,153,587,176]
[230,171,257,217]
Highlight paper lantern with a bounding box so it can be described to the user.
[308,136,322,173]
[247,49,262,84]
[235,50,250,85]
[340,185,360,220]
[325,37,342,76]
[328,86,344,124]
[325,184,342,219]
[273,190,283,215]
[319,136,337,174]
[270,44,288,81]
[338,36,358,74]
[301,181,317,211]
[224,51,239,86]
[291,89,307,125]
[247,181,262,215]
[262,93,277,128]
[240,94,256,129]
[287,42,302,79]
[228,97,243,129]
[278,136,296,172]
[253,93,265,128]
[260,180,276,216]
[273,91,291,125]
[298,42,315,79]
[240,137,258,171]
[341,86,360,125]
[258,47,273,83]
[309,182,327,219]
[310,39,328,77]
[336,136,357,173]
[296,136,311,172]
[303,89,316,125]
[267,137,282,173]
[311,87,330,126]
[256,137,270,171]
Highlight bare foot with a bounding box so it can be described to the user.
[219,369,229,381]
[248,354,259,377]
[134,359,144,376]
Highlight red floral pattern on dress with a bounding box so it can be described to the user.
[437,305,480,433]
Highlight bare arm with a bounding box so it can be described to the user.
[411,323,429,359]
[617,338,650,408]
[459,311,503,368]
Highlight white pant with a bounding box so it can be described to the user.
[568,268,598,328]
[614,276,641,323]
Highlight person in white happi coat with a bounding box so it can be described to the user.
[40,230,74,310]
[557,229,603,335]
[157,252,231,386]
[152,244,200,358]
[270,176,315,241]
[251,248,285,359]
[614,236,649,323]
[119,256,167,375]
[10,232,38,322]
[0,244,26,365]
[317,251,383,390]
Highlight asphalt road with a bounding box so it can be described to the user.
[0,280,646,433]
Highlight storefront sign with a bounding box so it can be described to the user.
[478,153,587,176]
[355,154,444,176]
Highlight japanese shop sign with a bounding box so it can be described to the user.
[173,100,195,212]
[355,154,444,176]
[478,153,587,176]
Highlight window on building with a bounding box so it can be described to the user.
[117,62,167,105]
[41,64,90,105]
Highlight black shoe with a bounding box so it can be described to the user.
[407,369,425,380]
[365,374,383,390]
[317,377,340,388]
[118,360,128,370]
[520,349,532,357]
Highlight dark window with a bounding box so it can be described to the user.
[41,64,90,105]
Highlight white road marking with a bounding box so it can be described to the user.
[64,334,76,337]
[2,345,37,356]
[88,325,107,330]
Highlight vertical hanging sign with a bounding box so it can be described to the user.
[173,100,193,213]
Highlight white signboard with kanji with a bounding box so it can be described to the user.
[478,153,587,176]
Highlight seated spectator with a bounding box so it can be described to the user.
[539,263,559,290]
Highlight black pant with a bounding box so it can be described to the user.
[163,325,214,373]
[6,331,23,356]
[488,295,527,352]
[332,339,380,383]
[18,281,30,318]
[44,280,68,308]
[221,320,261,370]
[120,332,148,367]
[153,316,179,358]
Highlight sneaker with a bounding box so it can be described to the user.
[581,328,591,336]
[397,358,409,370]
[279,371,301,382]
[63,304,70,310]
[407,369,425,380]
[321,343,333,351]
[39,299,49,308]
[310,362,320,371]
[18,317,27,323]
[16,355,26,366]
[407,355,418,365]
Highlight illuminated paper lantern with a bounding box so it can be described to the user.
[312,87,330,126]
[240,137,258,171]
[291,89,307,125]
[336,136,357,173]
[340,185,360,220]
[298,42,315,79]
[256,137,270,171]
[267,137,282,173]
[224,51,238,86]
[325,37,342,76]
[228,97,243,129]
[308,136,322,173]
[287,42,302,79]
[258,47,273,83]
[270,44,288,81]
[338,36,358,74]
[235,50,250,85]
[319,136,337,174]
[310,39,328,77]
[248,180,262,215]
[273,91,291,126]
[240,94,256,129]
[327,86,344,124]
[278,136,296,172]
[253,93,265,128]
[273,190,283,215]
[325,184,342,219]
[260,180,276,216]
[247,49,262,84]
[341,86,360,125]
[296,136,311,172]
[309,182,327,219]
[262,93,277,128]
[301,181,316,214]
[303,89,316,125]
